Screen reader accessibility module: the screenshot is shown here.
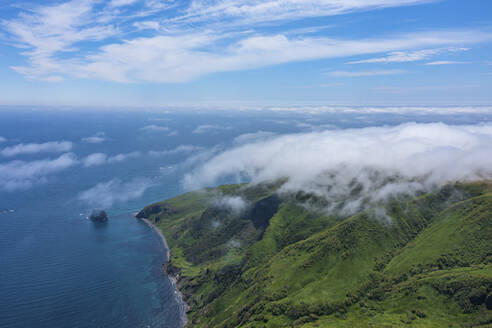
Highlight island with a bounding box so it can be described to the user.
[137,181,492,327]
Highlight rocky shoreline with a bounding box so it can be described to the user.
[138,217,190,327]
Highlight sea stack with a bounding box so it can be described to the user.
[89,209,108,223]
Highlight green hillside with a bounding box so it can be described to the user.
[137,181,492,327]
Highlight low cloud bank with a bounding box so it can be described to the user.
[1,150,143,191]
[233,131,277,145]
[184,122,492,215]
[193,124,232,134]
[77,178,154,208]
[213,195,248,214]
[141,124,170,132]
[265,105,492,115]
[82,132,106,144]
[83,151,141,167]
[83,153,107,167]
[1,141,72,157]
[141,125,178,136]
[0,143,203,191]
[0,153,77,191]
[149,145,203,157]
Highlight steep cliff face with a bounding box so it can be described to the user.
[138,181,492,327]
[136,204,175,221]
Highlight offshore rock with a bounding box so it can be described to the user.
[89,209,108,223]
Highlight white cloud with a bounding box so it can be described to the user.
[82,136,105,143]
[133,20,161,30]
[78,178,154,208]
[213,195,247,214]
[175,0,435,25]
[0,153,78,191]
[371,84,479,93]
[348,49,439,64]
[83,153,107,167]
[3,0,118,80]
[83,151,141,167]
[327,69,405,77]
[424,60,466,65]
[79,30,491,82]
[263,105,492,115]
[82,132,106,143]
[183,123,492,216]
[233,131,277,145]
[148,144,204,156]
[110,0,140,7]
[1,141,73,157]
[108,151,141,163]
[193,124,232,134]
[288,83,344,89]
[348,47,468,64]
[77,29,492,83]
[6,4,492,85]
[141,125,177,135]
[141,124,170,132]
[0,137,6,143]
[3,0,490,84]
[180,146,223,170]
[168,130,179,136]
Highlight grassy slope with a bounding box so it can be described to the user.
[138,182,492,327]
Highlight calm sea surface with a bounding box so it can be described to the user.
[1,107,490,327]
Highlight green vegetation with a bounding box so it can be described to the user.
[138,181,492,327]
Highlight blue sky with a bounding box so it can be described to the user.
[0,0,491,107]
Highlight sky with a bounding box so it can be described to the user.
[0,0,492,107]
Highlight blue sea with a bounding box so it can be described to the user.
[1,107,491,328]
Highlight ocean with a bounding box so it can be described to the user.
[1,106,491,327]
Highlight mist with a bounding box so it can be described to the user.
[213,195,248,214]
[1,141,72,157]
[184,122,492,215]
[77,178,154,209]
[0,153,78,191]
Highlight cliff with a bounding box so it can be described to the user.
[138,181,492,327]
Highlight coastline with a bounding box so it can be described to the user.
[138,217,189,327]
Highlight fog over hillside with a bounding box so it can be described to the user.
[184,122,492,215]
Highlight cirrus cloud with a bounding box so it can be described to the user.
[326,69,405,77]
[3,0,491,83]
[63,29,492,83]
[174,0,436,26]
[347,47,468,64]
[424,60,466,65]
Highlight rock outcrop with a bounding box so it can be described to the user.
[89,209,108,223]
